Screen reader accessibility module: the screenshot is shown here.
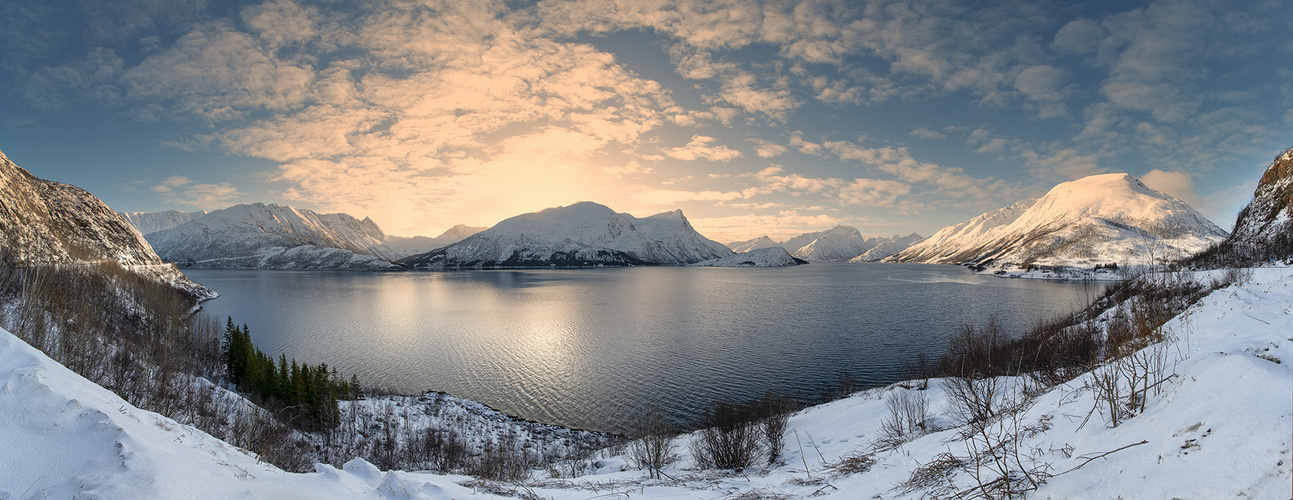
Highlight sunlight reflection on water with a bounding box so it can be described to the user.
[188,263,1102,433]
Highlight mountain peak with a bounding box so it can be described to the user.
[889,173,1225,269]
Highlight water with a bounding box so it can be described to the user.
[186,263,1101,433]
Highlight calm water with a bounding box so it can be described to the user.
[186,263,1101,433]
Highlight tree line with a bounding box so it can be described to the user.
[222,318,362,432]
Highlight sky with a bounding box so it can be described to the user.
[1,0,1289,243]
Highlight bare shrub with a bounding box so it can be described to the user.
[879,388,929,447]
[628,409,676,479]
[941,320,1006,425]
[756,392,794,465]
[959,397,1051,499]
[691,400,763,470]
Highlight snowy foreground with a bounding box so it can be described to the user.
[2,269,1290,499]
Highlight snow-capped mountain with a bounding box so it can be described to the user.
[119,209,208,235]
[887,173,1227,270]
[400,202,733,269]
[727,236,780,253]
[729,227,925,262]
[145,203,399,270]
[1228,147,1292,258]
[0,150,212,300]
[689,247,805,267]
[790,226,874,261]
[382,224,488,259]
[848,233,927,262]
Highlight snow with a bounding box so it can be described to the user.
[5,267,1289,499]
[145,203,402,270]
[383,225,487,259]
[401,202,733,268]
[889,173,1227,272]
[728,228,925,262]
[727,235,780,253]
[0,150,213,300]
[689,247,803,267]
[118,209,208,235]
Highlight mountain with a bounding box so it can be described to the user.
[790,225,874,261]
[145,203,400,270]
[689,247,805,267]
[887,173,1228,270]
[118,209,208,235]
[1227,147,1292,257]
[848,233,927,262]
[1193,147,1293,265]
[0,150,213,300]
[730,227,925,262]
[727,236,780,253]
[383,224,488,259]
[399,202,733,269]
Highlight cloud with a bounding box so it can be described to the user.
[909,126,945,140]
[1140,169,1200,206]
[747,138,788,158]
[122,22,315,122]
[664,135,741,161]
[603,161,655,177]
[1022,147,1105,181]
[152,175,241,209]
[1013,65,1067,118]
[151,176,193,192]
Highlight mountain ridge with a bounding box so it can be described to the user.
[0,150,212,300]
[400,201,739,268]
[886,173,1227,271]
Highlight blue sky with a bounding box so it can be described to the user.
[1,0,1288,242]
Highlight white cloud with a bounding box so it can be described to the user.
[1022,147,1105,182]
[664,135,741,161]
[1014,65,1067,119]
[748,138,788,158]
[1140,169,1200,206]
[152,176,241,209]
[909,126,946,140]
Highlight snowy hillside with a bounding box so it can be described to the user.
[383,224,487,259]
[689,246,805,267]
[729,228,925,262]
[400,202,733,269]
[119,209,208,235]
[0,150,212,300]
[790,226,872,261]
[145,203,400,270]
[849,233,926,262]
[4,267,1288,499]
[888,173,1227,272]
[727,235,780,253]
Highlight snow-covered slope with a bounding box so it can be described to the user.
[731,228,925,262]
[0,150,212,300]
[7,267,1289,499]
[848,233,927,262]
[727,235,780,253]
[400,202,733,269]
[0,326,518,500]
[383,224,488,259]
[119,209,208,235]
[689,246,805,267]
[145,203,400,270]
[790,225,871,261]
[887,173,1227,270]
